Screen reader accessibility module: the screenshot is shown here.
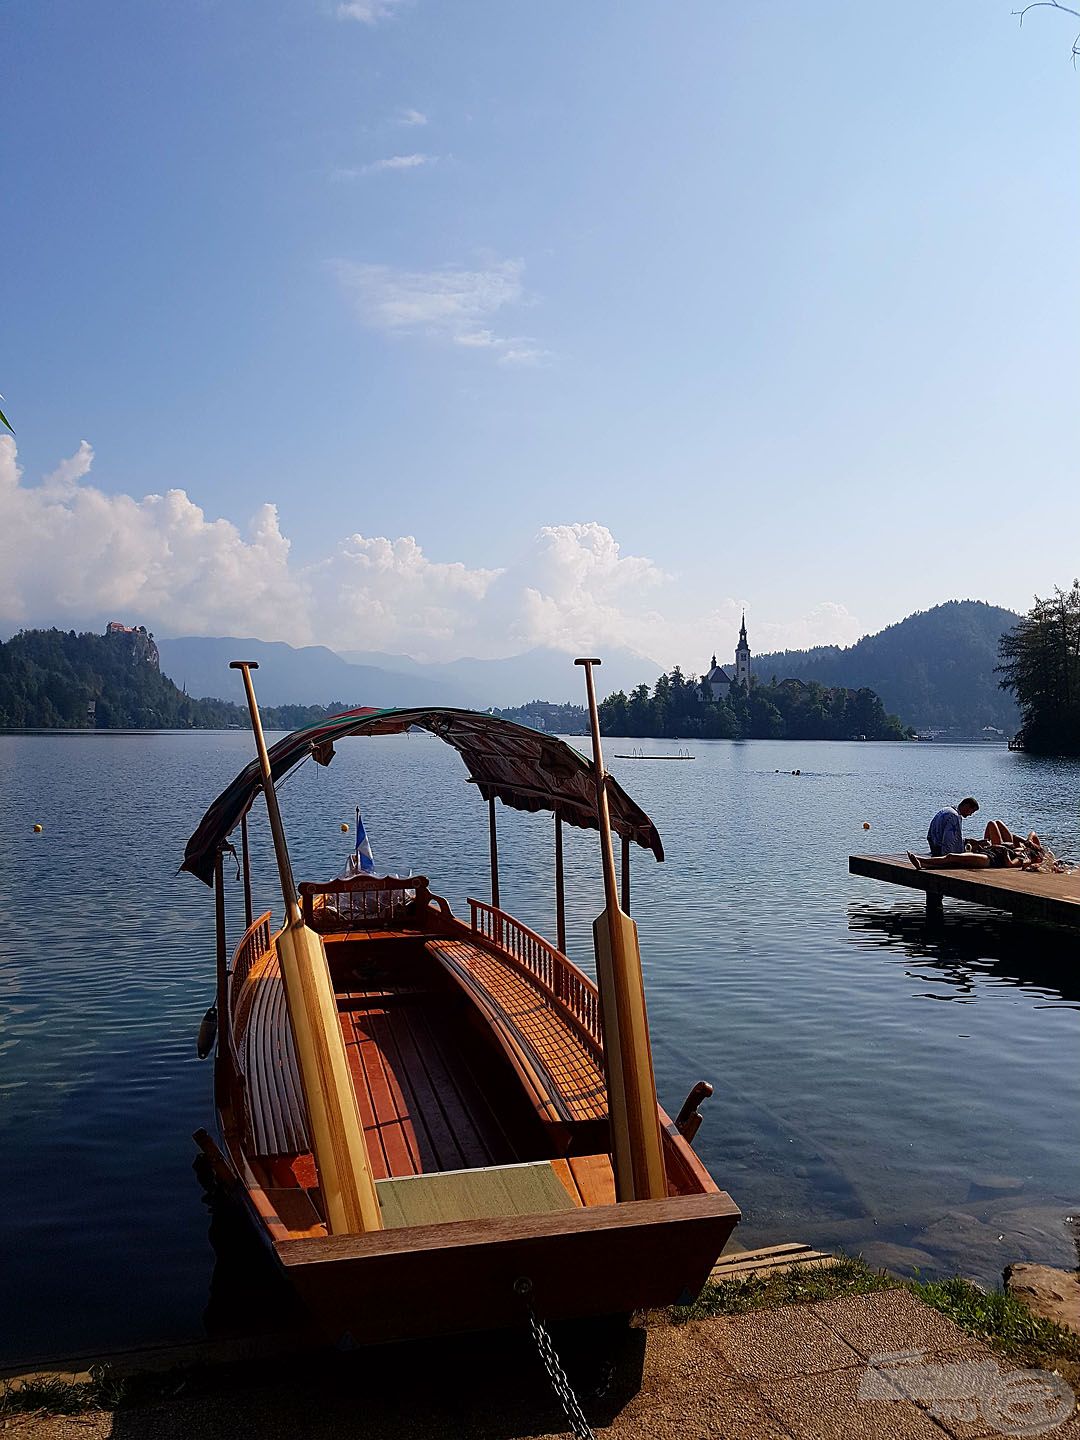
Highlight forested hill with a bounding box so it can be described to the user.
[0,627,344,730]
[754,601,1020,733]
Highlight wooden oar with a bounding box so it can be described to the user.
[576,658,667,1203]
[231,661,382,1236]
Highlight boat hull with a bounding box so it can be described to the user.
[275,1191,739,1344]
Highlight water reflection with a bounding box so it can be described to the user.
[848,904,1080,1006]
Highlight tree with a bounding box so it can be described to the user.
[998,581,1080,753]
[1014,1,1080,64]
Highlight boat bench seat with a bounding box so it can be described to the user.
[424,937,608,1130]
[241,954,312,1158]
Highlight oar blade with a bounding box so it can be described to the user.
[276,920,382,1235]
[593,903,667,1202]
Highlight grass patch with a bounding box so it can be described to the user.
[674,1253,897,1321]
[909,1275,1080,1384]
[0,1365,127,1416]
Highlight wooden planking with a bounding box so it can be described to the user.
[551,1153,617,1208]
[850,853,1080,931]
[710,1242,839,1280]
[400,1002,519,1169]
[335,986,523,1181]
[427,937,607,1125]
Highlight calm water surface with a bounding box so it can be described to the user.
[2,732,1078,1362]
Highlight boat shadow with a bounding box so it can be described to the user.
[178,1176,647,1437]
[105,1323,647,1440]
[847,902,1080,1004]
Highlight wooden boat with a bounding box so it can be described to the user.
[182,661,739,1345]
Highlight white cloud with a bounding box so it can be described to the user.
[396,108,427,127]
[331,154,436,180]
[0,437,309,643]
[336,0,406,24]
[366,153,434,174]
[333,257,548,365]
[0,437,864,666]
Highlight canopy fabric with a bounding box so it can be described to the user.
[181,706,664,887]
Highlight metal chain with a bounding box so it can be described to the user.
[515,1278,597,1440]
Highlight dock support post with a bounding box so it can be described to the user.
[240,812,253,929]
[926,891,944,922]
[621,833,631,915]
[488,793,500,910]
[555,812,566,954]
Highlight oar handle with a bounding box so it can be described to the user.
[231,660,301,925]
[576,658,619,915]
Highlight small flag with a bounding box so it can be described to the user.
[354,806,376,874]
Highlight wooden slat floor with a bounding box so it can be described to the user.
[337,985,522,1180]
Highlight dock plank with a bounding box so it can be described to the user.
[850,852,1080,930]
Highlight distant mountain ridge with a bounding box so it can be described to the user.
[753,600,1020,733]
[338,645,663,707]
[157,637,663,710]
[156,636,477,710]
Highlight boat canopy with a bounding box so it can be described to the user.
[181,705,664,886]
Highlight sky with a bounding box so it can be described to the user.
[2,1,1077,669]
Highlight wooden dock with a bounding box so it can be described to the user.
[850,852,1080,930]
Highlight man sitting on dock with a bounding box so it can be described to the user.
[908,798,988,870]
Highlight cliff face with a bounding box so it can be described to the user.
[106,623,160,670]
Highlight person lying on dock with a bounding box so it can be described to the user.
[908,806,1054,871]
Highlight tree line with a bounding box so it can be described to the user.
[598,669,907,741]
[0,627,347,731]
[998,580,1080,755]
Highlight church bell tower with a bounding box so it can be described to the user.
[735,613,751,688]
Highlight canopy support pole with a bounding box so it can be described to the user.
[488,794,500,909]
[621,833,631,915]
[240,813,253,929]
[214,847,228,1010]
[555,812,566,954]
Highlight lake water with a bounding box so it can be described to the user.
[2,732,1078,1364]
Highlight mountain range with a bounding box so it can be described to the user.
[753,600,1020,732]
[155,637,662,710]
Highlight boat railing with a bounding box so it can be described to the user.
[468,899,602,1053]
[231,910,273,1001]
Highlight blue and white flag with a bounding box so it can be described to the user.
[353,805,376,875]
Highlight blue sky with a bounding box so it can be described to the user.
[2,1,1077,665]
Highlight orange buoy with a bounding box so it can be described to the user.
[33,823,43,833]
[863,822,871,830]
[340,823,349,833]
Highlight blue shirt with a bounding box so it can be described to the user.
[927,807,963,857]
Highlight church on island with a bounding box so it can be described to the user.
[705,615,751,701]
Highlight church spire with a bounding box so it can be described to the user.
[735,611,751,688]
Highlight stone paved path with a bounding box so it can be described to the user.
[4,1291,1077,1439]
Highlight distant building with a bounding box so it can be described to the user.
[105,621,159,670]
[705,615,751,702]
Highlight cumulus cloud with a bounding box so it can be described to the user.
[0,436,309,643]
[0,437,863,665]
[396,108,427,127]
[333,257,548,365]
